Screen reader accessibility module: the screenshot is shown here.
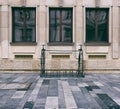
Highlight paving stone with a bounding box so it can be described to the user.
[97,94,120,108]
[81,87,101,109]
[33,106,44,109]
[0,83,30,90]
[13,76,25,82]
[28,79,42,102]
[58,80,66,109]
[11,91,26,99]
[1,99,20,109]
[42,79,50,85]
[99,81,120,99]
[35,82,49,108]
[85,86,93,91]
[78,83,88,87]
[70,86,81,92]
[94,96,109,109]
[93,81,104,86]
[0,83,6,88]
[62,81,77,109]
[92,89,104,94]
[68,79,77,86]
[72,91,89,108]
[0,73,120,109]
[16,89,33,109]
[0,90,16,108]
[113,87,120,92]
[113,98,120,106]
[37,85,48,99]
[27,75,39,83]
[45,97,58,109]
[47,79,58,96]
[33,98,46,108]
[90,85,100,89]
[23,101,34,109]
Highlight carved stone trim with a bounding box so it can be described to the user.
[59,0,63,7]
[95,0,100,7]
[21,0,26,7]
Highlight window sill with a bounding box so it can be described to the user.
[47,42,74,46]
[84,42,111,46]
[10,42,37,46]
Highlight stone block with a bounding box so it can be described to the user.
[8,0,21,5]
[1,12,8,28]
[46,0,57,6]
[64,0,75,6]
[1,0,8,5]
[26,0,40,6]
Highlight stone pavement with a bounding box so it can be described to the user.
[0,73,120,109]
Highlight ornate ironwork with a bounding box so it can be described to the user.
[78,45,84,77]
[40,45,84,77]
[41,45,45,74]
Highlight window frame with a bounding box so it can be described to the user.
[85,8,109,44]
[49,8,73,44]
[12,7,36,43]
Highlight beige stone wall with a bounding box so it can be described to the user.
[0,59,40,71]
[0,0,120,73]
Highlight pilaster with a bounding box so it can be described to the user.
[112,6,119,59]
[1,4,9,58]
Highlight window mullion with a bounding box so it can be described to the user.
[25,10,27,41]
[60,10,62,42]
[55,10,57,41]
[13,10,15,42]
[23,10,26,42]
[95,10,98,41]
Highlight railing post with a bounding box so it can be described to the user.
[41,45,45,75]
[78,45,84,77]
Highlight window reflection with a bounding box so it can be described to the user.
[49,8,72,43]
[86,8,108,43]
[12,8,36,42]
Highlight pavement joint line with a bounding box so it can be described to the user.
[62,81,77,109]
[27,79,43,102]
[0,73,120,109]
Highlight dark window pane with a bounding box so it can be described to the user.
[49,8,72,43]
[86,8,109,43]
[50,27,60,42]
[62,27,72,42]
[26,10,36,42]
[12,8,36,42]
[86,10,96,42]
[62,10,72,42]
[14,10,24,42]
[97,10,108,42]
[49,10,60,42]
[50,10,60,25]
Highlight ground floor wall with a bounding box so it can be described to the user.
[0,59,120,73]
[0,0,120,73]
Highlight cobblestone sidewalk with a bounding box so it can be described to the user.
[0,73,120,109]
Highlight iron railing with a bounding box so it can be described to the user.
[40,45,84,77]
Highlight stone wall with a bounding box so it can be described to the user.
[0,0,120,73]
[0,59,120,73]
[0,59,40,73]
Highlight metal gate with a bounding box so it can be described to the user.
[40,45,84,78]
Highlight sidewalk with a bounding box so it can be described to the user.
[0,73,120,109]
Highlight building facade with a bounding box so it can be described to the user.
[0,0,120,73]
